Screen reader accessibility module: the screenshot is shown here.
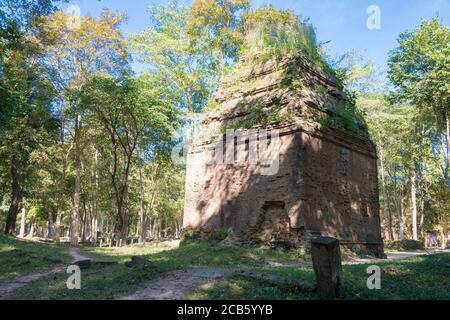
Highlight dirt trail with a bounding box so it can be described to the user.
[69,247,91,263]
[119,249,450,300]
[0,266,65,299]
[344,249,450,265]
[0,247,90,300]
[119,268,234,300]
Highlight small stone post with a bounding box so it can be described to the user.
[99,239,103,248]
[119,239,123,247]
[311,236,344,299]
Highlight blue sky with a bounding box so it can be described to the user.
[64,0,450,74]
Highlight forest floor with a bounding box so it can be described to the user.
[0,236,88,299]
[1,234,448,300]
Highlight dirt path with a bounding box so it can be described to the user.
[0,247,90,300]
[119,249,450,300]
[69,247,91,263]
[344,249,450,265]
[0,266,65,299]
[119,268,234,300]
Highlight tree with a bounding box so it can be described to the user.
[79,76,175,241]
[188,0,249,76]
[0,46,58,234]
[129,0,217,113]
[388,19,450,188]
[40,10,128,244]
[0,0,64,236]
[343,52,441,243]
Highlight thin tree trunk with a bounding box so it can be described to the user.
[19,208,26,238]
[55,124,67,245]
[82,201,87,243]
[147,215,152,239]
[28,218,35,238]
[71,114,81,245]
[117,151,134,242]
[93,147,99,243]
[5,156,21,235]
[48,212,54,240]
[445,109,450,187]
[379,148,394,241]
[394,197,404,240]
[390,172,405,241]
[55,208,62,245]
[138,159,145,244]
[439,229,446,249]
[411,171,418,240]
[419,174,428,241]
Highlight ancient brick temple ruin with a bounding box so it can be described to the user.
[183,53,384,257]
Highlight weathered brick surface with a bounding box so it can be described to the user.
[183,55,384,257]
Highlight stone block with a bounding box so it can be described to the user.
[311,236,344,299]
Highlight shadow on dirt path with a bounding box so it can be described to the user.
[119,268,234,300]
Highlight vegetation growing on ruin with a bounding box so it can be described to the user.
[205,5,367,134]
[222,105,289,132]
[240,5,331,73]
[318,98,369,136]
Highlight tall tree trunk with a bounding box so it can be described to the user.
[91,216,97,244]
[445,109,450,187]
[117,151,134,242]
[5,156,21,235]
[55,208,62,244]
[19,208,26,238]
[71,114,81,245]
[55,120,67,245]
[379,149,394,241]
[394,197,404,240]
[148,215,152,239]
[116,196,129,242]
[48,212,54,240]
[418,174,428,241]
[28,218,35,238]
[138,160,145,244]
[82,201,87,243]
[439,228,446,249]
[411,171,418,240]
[93,148,99,243]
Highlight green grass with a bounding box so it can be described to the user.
[0,234,71,281]
[5,237,448,300]
[81,240,308,267]
[10,241,308,300]
[186,253,450,300]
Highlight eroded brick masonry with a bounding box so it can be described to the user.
[183,54,384,257]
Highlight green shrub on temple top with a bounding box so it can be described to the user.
[240,5,331,73]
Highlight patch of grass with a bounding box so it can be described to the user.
[10,262,163,300]
[187,265,316,300]
[0,234,71,281]
[10,241,308,300]
[81,241,307,269]
[9,238,447,300]
[187,253,450,300]
[187,276,313,300]
[386,240,425,251]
